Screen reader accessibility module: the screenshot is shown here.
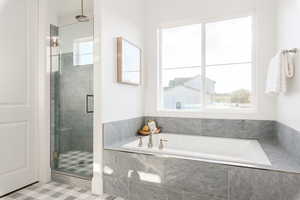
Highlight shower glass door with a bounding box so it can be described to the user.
[50,20,94,178]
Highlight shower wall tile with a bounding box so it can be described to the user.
[59,128,72,153]
[103,117,144,146]
[103,149,300,200]
[144,116,276,139]
[59,53,93,153]
[61,53,73,67]
[50,24,59,38]
[71,135,93,152]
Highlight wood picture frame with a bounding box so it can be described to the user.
[117,37,142,86]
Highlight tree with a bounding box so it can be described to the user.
[231,89,251,104]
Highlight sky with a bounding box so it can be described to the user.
[161,16,252,93]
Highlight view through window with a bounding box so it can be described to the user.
[73,37,94,66]
[160,16,253,111]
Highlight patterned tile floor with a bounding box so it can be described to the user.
[3,182,123,200]
[58,151,93,177]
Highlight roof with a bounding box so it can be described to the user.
[164,75,216,93]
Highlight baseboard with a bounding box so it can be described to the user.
[51,170,91,190]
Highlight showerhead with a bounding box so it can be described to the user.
[76,0,89,22]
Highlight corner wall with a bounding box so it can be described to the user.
[100,0,146,123]
[38,0,59,184]
[276,0,300,131]
[144,0,277,120]
[104,150,300,200]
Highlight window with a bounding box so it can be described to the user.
[73,37,93,66]
[159,16,253,111]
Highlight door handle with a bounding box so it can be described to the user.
[86,94,94,114]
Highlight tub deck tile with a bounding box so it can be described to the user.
[164,158,228,198]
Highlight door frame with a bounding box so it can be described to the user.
[37,0,51,183]
[91,0,104,195]
[37,0,104,195]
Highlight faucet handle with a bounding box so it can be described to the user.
[138,136,143,147]
[159,138,168,150]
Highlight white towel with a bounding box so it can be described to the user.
[265,52,290,95]
[265,51,295,95]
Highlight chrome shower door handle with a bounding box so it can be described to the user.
[86,94,94,114]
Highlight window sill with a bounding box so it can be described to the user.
[155,107,258,117]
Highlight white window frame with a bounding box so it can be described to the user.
[73,36,94,66]
[157,14,258,115]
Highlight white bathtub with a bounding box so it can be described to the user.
[121,133,272,166]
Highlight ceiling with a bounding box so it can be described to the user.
[57,0,93,17]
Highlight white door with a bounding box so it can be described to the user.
[0,0,38,196]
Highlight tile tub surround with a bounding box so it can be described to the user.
[60,52,94,152]
[103,117,144,146]
[103,150,300,200]
[144,116,276,139]
[276,122,300,163]
[103,118,300,199]
[104,117,300,172]
[103,117,276,147]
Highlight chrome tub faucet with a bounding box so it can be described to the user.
[148,133,153,148]
[138,136,143,147]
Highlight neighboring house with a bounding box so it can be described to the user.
[163,75,216,110]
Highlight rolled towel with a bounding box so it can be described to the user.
[265,52,283,95]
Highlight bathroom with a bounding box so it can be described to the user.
[1,0,300,199]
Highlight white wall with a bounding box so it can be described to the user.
[144,0,277,120]
[277,0,300,131]
[37,0,59,183]
[92,0,103,194]
[100,0,145,123]
[59,20,93,54]
[48,0,58,26]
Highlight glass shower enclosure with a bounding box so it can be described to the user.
[50,20,94,178]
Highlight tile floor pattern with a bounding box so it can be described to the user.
[58,151,93,177]
[3,182,123,200]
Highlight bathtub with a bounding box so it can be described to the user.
[120,133,272,166]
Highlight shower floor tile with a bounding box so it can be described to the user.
[58,151,93,177]
[3,182,124,200]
